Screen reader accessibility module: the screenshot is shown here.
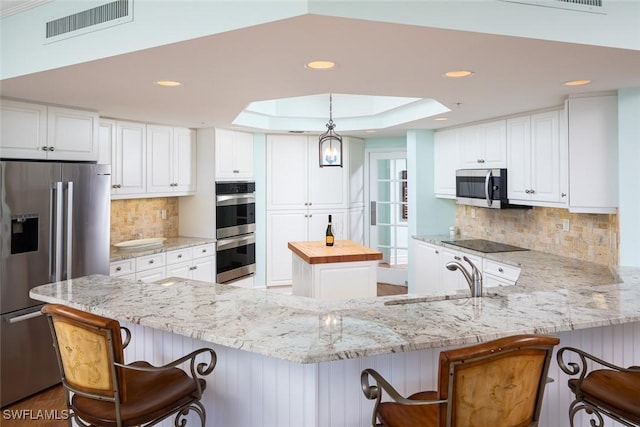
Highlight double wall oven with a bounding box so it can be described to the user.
[215,181,256,284]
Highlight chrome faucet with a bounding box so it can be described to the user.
[446,256,483,297]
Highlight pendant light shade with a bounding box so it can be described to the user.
[319,93,343,167]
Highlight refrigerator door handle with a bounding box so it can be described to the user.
[7,310,44,324]
[64,182,74,280]
[50,182,63,282]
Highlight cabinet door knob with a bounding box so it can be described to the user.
[41,146,48,151]
[561,193,567,198]
[149,260,154,264]
[49,146,55,151]
[435,250,439,254]
[530,189,535,194]
[190,266,197,270]
[177,254,182,258]
[116,266,122,272]
[498,267,504,273]
[202,249,207,253]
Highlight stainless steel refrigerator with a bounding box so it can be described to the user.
[0,160,111,407]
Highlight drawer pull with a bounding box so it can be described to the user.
[178,254,182,258]
[190,266,197,270]
[149,260,154,264]
[202,249,207,253]
[498,267,504,273]
[115,266,122,272]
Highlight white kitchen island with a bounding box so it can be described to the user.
[288,240,382,300]
[30,253,640,427]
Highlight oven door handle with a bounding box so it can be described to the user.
[216,193,255,206]
[217,234,256,251]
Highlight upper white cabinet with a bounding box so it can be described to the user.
[267,134,348,211]
[567,93,618,214]
[459,120,507,168]
[215,128,253,180]
[434,127,460,198]
[111,121,146,198]
[507,110,564,206]
[1,99,98,161]
[147,125,196,195]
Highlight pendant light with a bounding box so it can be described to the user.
[319,93,343,167]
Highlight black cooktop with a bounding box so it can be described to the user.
[442,239,529,253]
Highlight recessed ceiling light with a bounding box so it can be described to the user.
[155,80,182,87]
[434,117,448,121]
[564,79,592,86]
[305,60,336,70]
[443,70,474,78]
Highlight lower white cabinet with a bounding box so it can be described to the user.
[266,210,346,286]
[110,243,215,283]
[412,240,519,295]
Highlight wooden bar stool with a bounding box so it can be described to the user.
[42,304,217,427]
[557,346,640,426]
[361,334,559,427]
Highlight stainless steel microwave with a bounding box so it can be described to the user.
[455,168,511,209]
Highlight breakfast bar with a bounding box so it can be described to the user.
[30,248,640,427]
[288,240,383,300]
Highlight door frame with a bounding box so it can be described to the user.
[364,147,408,286]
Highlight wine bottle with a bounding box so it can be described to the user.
[325,215,334,246]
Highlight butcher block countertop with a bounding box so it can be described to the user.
[287,240,383,264]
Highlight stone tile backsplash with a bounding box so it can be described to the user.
[110,197,179,244]
[456,205,618,266]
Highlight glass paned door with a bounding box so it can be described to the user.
[369,151,408,285]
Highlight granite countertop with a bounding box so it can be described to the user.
[110,236,216,262]
[288,240,383,264]
[412,235,619,289]
[30,256,640,364]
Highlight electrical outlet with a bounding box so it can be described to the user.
[562,219,570,232]
[471,208,476,219]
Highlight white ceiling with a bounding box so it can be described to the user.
[1,8,639,138]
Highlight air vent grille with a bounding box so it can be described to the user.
[499,0,606,14]
[45,0,132,42]
[558,0,602,6]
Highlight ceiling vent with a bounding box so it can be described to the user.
[44,0,133,43]
[500,0,606,14]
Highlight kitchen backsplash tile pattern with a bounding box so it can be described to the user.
[111,198,179,244]
[456,206,618,266]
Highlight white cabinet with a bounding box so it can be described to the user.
[507,111,564,206]
[267,134,348,211]
[434,128,460,198]
[459,120,507,168]
[266,210,346,286]
[1,99,98,161]
[266,134,361,286]
[215,128,253,180]
[165,243,215,282]
[266,133,349,215]
[147,125,196,195]
[47,106,99,161]
[111,121,146,198]
[414,241,481,294]
[483,258,521,287]
[109,243,215,283]
[567,93,618,214]
[413,240,515,295]
[98,119,115,165]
